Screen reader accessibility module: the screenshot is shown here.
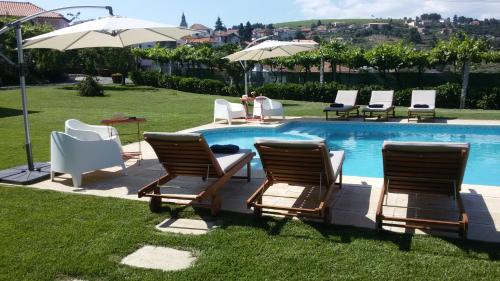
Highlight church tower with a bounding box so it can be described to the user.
[180,12,188,28]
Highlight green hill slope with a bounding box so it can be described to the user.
[274,18,403,28]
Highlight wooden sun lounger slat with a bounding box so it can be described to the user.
[248,141,343,223]
[139,133,255,215]
[376,142,469,238]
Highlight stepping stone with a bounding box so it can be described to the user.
[156,218,219,235]
[121,245,195,271]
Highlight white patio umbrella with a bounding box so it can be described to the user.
[0,12,197,185]
[24,16,196,50]
[224,40,318,62]
[223,40,319,95]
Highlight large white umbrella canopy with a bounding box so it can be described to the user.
[224,40,319,62]
[23,16,196,51]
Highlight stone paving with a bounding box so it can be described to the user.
[28,119,500,243]
[120,245,195,271]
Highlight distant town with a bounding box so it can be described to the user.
[173,12,500,49]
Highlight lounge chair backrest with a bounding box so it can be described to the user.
[370,90,394,108]
[335,90,358,106]
[255,139,335,187]
[382,141,469,195]
[411,90,436,108]
[144,132,224,177]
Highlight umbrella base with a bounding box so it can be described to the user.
[0,162,51,185]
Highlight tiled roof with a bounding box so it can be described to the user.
[186,37,214,43]
[0,1,67,19]
[190,23,211,31]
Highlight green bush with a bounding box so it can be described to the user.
[476,87,500,109]
[129,71,495,109]
[394,88,413,106]
[130,71,161,87]
[111,73,123,84]
[77,76,103,97]
[178,77,201,92]
[198,79,226,95]
[435,83,461,108]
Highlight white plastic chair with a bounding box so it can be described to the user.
[253,97,284,120]
[50,131,126,187]
[65,119,122,149]
[213,99,246,125]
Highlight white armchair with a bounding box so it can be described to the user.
[253,97,284,120]
[213,99,247,125]
[50,131,126,187]
[65,119,122,149]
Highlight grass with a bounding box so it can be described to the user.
[1,85,500,280]
[1,85,500,170]
[0,185,499,281]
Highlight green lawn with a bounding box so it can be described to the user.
[1,85,500,280]
[0,186,499,281]
[1,85,499,170]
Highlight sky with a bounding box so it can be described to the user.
[31,0,500,27]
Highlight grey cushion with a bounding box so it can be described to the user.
[329,150,345,180]
[324,105,356,112]
[255,138,326,148]
[214,149,253,173]
[144,132,202,142]
[362,105,394,112]
[408,107,435,112]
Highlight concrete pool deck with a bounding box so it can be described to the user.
[27,118,500,243]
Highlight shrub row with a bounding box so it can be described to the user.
[130,71,499,109]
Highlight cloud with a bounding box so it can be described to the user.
[294,0,500,19]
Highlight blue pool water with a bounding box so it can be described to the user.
[199,121,500,186]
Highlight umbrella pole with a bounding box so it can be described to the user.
[244,61,248,96]
[15,25,34,171]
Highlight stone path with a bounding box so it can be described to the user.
[121,245,195,271]
[156,218,220,235]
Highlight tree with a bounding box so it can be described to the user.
[214,17,226,31]
[243,21,253,42]
[294,31,306,40]
[365,43,409,86]
[407,28,421,44]
[320,41,347,82]
[431,34,488,108]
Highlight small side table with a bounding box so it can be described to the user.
[101,117,146,165]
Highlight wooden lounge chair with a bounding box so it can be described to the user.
[362,90,395,121]
[138,132,255,215]
[408,90,436,122]
[247,139,344,222]
[324,90,359,120]
[376,141,470,238]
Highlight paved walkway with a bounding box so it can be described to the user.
[29,119,500,243]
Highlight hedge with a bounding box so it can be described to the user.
[130,71,498,109]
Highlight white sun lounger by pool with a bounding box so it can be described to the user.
[362,90,395,121]
[408,90,436,122]
[323,90,359,120]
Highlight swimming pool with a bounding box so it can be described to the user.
[199,121,500,186]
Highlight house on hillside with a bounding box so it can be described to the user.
[274,27,295,40]
[252,28,273,40]
[0,1,69,29]
[366,22,389,29]
[190,23,212,38]
[213,29,240,45]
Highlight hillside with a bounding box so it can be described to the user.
[274,18,404,28]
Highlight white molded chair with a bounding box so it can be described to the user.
[65,119,122,149]
[213,99,246,125]
[50,131,126,187]
[253,97,284,120]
